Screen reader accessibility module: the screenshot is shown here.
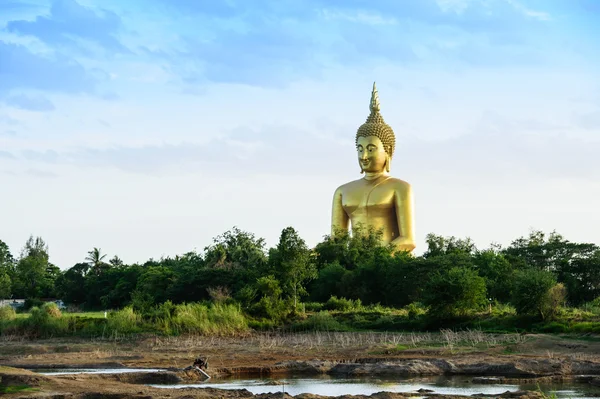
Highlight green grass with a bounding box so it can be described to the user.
[0,385,40,394]
[65,311,107,318]
[15,311,106,319]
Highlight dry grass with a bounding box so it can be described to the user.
[148,329,529,353]
[439,328,529,351]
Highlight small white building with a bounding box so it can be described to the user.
[0,299,25,309]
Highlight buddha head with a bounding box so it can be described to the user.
[355,82,396,174]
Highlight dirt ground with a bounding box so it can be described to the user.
[1,332,600,398]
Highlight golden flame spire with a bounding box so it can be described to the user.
[369,81,380,113]
[356,81,396,158]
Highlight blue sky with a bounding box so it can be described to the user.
[1,0,599,267]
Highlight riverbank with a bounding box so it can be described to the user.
[1,332,600,398]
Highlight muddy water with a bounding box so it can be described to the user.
[150,375,600,398]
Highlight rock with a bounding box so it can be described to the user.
[329,359,456,377]
[574,375,596,383]
[274,360,336,375]
[472,377,506,384]
[474,390,544,399]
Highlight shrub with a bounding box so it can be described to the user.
[107,306,142,335]
[490,301,516,316]
[292,311,348,331]
[0,306,16,321]
[582,297,600,315]
[405,302,427,319]
[207,286,231,303]
[42,302,62,318]
[169,302,248,336]
[543,283,566,320]
[324,296,363,312]
[24,306,69,337]
[304,302,324,312]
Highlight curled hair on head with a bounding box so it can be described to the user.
[355,82,396,158]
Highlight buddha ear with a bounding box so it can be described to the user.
[385,154,391,173]
[360,166,365,174]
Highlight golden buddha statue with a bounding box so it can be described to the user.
[331,83,416,253]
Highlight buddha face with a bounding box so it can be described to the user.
[357,136,388,173]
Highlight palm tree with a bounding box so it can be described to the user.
[85,247,107,276]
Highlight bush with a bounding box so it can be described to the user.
[324,296,363,312]
[42,302,62,318]
[292,311,348,331]
[0,306,16,321]
[24,306,69,337]
[405,302,427,319]
[303,302,324,312]
[107,306,142,335]
[582,297,600,315]
[543,283,566,320]
[490,301,517,316]
[167,302,248,336]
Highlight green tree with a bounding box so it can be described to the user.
[512,268,557,319]
[556,249,600,306]
[314,226,389,271]
[15,236,50,298]
[85,247,108,276]
[310,262,349,302]
[473,249,515,303]
[109,255,124,267]
[0,270,10,299]
[133,265,175,309]
[504,230,597,272]
[423,233,476,258]
[0,240,14,298]
[423,266,487,317]
[251,275,288,320]
[268,227,317,311]
[204,227,267,271]
[55,263,89,305]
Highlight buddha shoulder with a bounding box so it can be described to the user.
[333,177,411,195]
[383,177,412,195]
[333,178,366,195]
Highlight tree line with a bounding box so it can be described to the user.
[1,227,600,321]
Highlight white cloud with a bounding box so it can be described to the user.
[505,0,552,21]
[436,0,473,14]
[318,9,397,25]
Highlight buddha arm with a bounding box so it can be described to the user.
[331,186,349,236]
[391,183,416,252]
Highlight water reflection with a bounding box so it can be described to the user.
[150,375,600,398]
[38,368,166,375]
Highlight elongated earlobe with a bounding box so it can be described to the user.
[385,155,391,173]
[360,166,365,174]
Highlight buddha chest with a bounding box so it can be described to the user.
[341,182,396,221]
